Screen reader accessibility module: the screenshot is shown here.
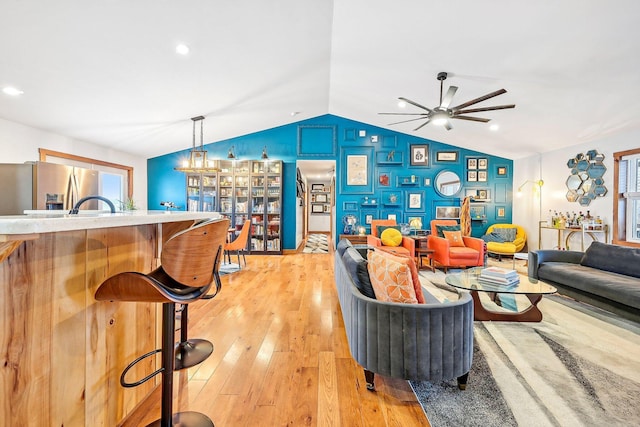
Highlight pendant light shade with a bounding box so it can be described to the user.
[174,116,219,172]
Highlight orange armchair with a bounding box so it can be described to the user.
[427,220,484,272]
[366,219,415,256]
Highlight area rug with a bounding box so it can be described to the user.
[303,233,329,253]
[410,293,640,427]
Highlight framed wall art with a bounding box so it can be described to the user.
[496,165,508,177]
[496,206,506,218]
[340,146,374,194]
[406,190,426,212]
[311,204,324,213]
[478,171,488,182]
[467,170,477,182]
[410,144,430,166]
[435,206,461,219]
[467,158,478,169]
[478,158,488,170]
[436,151,458,162]
[347,155,367,185]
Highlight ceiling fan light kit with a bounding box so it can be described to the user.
[380,71,515,131]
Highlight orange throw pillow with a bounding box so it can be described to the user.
[376,247,426,304]
[367,250,418,304]
[443,230,465,247]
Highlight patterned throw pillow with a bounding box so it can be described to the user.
[380,227,403,247]
[435,224,461,237]
[367,250,418,304]
[443,230,466,247]
[493,227,517,242]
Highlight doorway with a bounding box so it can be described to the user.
[296,159,336,250]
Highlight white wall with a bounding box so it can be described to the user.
[296,197,304,249]
[0,117,148,209]
[514,129,640,251]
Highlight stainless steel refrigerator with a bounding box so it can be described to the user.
[0,161,100,215]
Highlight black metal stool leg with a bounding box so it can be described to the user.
[174,304,214,370]
[147,303,213,427]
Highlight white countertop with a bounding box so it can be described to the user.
[0,210,222,235]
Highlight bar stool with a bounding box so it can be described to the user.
[95,217,229,427]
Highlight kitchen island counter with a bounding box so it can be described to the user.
[0,209,219,235]
[0,210,222,426]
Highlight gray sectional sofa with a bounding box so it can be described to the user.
[529,241,640,323]
[334,239,474,390]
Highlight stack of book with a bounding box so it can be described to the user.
[479,267,520,287]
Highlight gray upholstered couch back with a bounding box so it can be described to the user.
[334,251,474,382]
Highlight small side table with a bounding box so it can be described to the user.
[339,234,368,245]
[410,235,435,272]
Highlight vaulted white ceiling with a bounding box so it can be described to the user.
[1,0,639,160]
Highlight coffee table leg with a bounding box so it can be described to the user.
[470,291,544,322]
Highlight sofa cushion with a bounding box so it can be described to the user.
[380,227,403,247]
[367,250,418,304]
[492,227,517,242]
[449,246,481,259]
[580,241,640,279]
[435,224,460,237]
[336,238,353,257]
[538,262,640,309]
[443,230,465,247]
[342,246,376,299]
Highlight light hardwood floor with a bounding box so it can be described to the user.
[121,251,429,426]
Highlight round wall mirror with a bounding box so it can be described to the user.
[434,170,461,197]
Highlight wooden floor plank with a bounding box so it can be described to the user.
[120,252,430,426]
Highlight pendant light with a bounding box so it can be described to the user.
[174,116,219,172]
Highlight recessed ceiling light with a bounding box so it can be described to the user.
[176,44,190,55]
[290,111,301,116]
[2,86,24,96]
[397,100,407,108]
[489,124,499,131]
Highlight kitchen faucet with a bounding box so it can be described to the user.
[69,195,116,214]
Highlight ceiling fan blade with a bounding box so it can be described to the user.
[452,115,491,123]
[388,117,430,126]
[399,97,433,113]
[443,120,453,131]
[440,86,458,109]
[413,118,432,131]
[379,112,430,116]
[451,89,507,111]
[454,104,515,115]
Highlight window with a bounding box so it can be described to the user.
[613,148,640,247]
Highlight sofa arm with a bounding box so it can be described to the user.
[528,249,583,278]
[334,255,474,383]
[401,236,416,254]
[462,236,484,255]
[427,235,451,265]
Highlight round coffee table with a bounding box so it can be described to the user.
[445,268,556,322]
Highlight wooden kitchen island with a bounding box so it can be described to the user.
[0,211,220,426]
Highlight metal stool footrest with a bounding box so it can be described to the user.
[120,348,162,388]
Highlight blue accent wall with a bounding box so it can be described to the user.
[147,114,513,249]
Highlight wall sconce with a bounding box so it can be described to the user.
[227,145,236,159]
[261,146,269,160]
[517,179,544,195]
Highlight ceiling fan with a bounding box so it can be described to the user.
[379,72,515,131]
